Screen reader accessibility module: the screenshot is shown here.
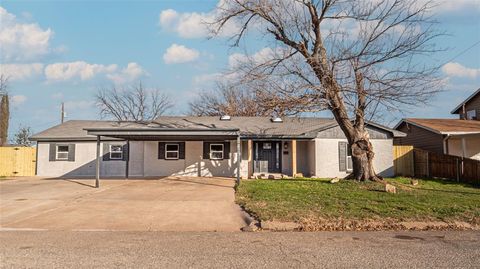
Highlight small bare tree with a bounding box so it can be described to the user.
[95,82,173,122]
[189,82,318,116]
[0,75,9,146]
[12,126,33,147]
[211,0,442,181]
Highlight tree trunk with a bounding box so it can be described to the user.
[0,94,9,146]
[348,130,382,181]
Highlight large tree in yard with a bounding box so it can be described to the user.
[211,0,442,181]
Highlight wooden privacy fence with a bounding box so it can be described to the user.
[393,145,414,177]
[393,145,480,184]
[0,147,36,177]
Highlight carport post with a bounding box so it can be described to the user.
[95,135,100,188]
[236,135,241,185]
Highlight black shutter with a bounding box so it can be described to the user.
[339,141,347,172]
[103,143,110,161]
[223,141,231,159]
[123,143,129,161]
[49,143,56,161]
[203,142,210,159]
[179,142,186,159]
[68,144,76,162]
[158,142,165,159]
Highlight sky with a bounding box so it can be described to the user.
[1,0,479,138]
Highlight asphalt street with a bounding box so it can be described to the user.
[1,230,479,268]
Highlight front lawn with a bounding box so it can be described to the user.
[236,177,480,229]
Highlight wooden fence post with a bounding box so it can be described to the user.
[426,151,430,178]
[456,158,460,182]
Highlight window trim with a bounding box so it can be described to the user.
[56,145,69,160]
[210,143,224,160]
[345,143,353,172]
[109,144,123,160]
[165,143,180,160]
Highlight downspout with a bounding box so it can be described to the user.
[443,134,450,155]
[236,132,241,185]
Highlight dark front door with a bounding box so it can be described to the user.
[254,141,281,173]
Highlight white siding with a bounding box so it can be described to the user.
[37,141,127,177]
[314,138,394,178]
[37,140,246,178]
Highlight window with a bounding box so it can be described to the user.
[109,145,123,160]
[56,145,69,160]
[263,142,272,150]
[467,110,476,120]
[165,143,179,160]
[346,144,353,172]
[210,144,224,160]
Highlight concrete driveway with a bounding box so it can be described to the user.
[0,177,250,232]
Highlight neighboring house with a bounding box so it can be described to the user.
[30,116,404,179]
[451,88,480,120]
[395,88,480,160]
[395,119,480,160]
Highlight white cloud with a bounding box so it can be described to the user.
[0,7,53,62]
[44,61,147,83]
[10,95,27,106]
[44,61,117,81]
[51,92,64,100]
[0,63,43,81]
[106,62,147,84]
[228,47,281,69]
[158,1,239,38]
[64,100,95,110]
[442,62,480,79]
[429,0,480,13]
[159,9,179,28]
[163,44,199,64]
[193,73,222,86]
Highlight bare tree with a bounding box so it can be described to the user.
[189,82,317,116]
[95,82,173,122]
[0,75,9,146]
[211,0,442,181]
[12,126,33,147]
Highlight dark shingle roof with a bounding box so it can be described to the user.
[30,120,149,141]
[31,116,403,140]
[151,116,335,136]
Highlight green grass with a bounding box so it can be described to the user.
[236,177,480,224]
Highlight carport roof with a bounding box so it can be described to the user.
[30,116,403,141]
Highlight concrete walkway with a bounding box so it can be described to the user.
[0,177,249,232]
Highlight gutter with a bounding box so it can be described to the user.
[443,134,450,155]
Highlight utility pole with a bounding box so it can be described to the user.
[61,102,64,123]
[61,102,65,124]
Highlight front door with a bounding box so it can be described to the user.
[254,141,281,173]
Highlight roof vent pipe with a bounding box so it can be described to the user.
[271,117,283,123]
[220,115,231,121]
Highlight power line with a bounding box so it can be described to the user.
[442,40,480,65]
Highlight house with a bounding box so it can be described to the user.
[395,88,480,160]
[30,116,404,180]
[395,119,480,160]
[451,88,480,120]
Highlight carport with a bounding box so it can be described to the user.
[84,127,242,188]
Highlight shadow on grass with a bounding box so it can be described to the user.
[261,178,333,184]
[413,177,479,188]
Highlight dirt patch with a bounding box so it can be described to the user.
[293,217,480,232]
